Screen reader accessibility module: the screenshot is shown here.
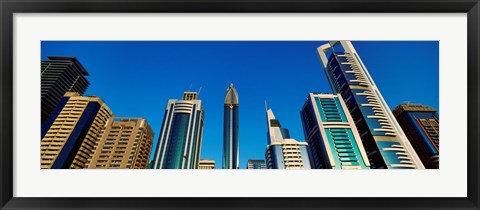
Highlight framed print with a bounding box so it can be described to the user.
[1,0,479,209]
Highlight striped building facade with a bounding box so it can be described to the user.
[41,92,112,169]
[41,56,90,126]
[86,118,154,169]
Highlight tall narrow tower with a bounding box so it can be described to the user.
[152,91,205,169]
[223,83,239,169]
[317,41,424,169]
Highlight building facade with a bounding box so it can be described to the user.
[223,83,240,169]
[247,159,266,169]
[86,118,154,169]
[198,159,216,169]
[300,93,370,169]
[317,41,424,169]
[41,56,90,126]
[393,104,439,169]
[41,92,113,169]
[152,92,205,169]
[265,108,312,169]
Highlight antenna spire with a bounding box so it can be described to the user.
[187,84,192,92]
[264,100,268,112]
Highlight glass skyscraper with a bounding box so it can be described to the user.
[393,104,439,169]
[317,41,424,169]
[265,108,312,169]
[152,92,205,169]
[223,83,240,169]
[300,93,370,169]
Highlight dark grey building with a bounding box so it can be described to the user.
[247,160,266,169]
[41,56,90,126]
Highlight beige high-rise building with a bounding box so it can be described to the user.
[198,159,216,169]
[41,92,113,169]
[86,118,154,169]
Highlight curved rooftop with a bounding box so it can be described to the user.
[224,83,239,105]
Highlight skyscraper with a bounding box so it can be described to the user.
[247,159,266,169]
[317,41,424,169]
[41,92,113,169]
[393,104,439,169]
[86,118,154,169]
[265,108,312,169]
[152,91,205,169]
[41,56,90,126]
[300,93,370,169]
[223,83,239,169]
[198,159,216,169]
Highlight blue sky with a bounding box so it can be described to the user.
[41,41,439,169]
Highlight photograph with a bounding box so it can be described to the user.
[40,40,439,170]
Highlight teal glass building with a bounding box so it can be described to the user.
[152,92,205,169]
[223,83,240,169]
[300,93,370,169]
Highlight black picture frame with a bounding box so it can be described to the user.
[1,0,479,209]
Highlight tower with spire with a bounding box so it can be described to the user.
[223,83,240,169]
[264,106,312,169]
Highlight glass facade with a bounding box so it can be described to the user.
[164,113,190,169]
[223,106,239,169]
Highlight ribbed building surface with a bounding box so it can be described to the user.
[393,104,439,169]
[41,56,90,126]
[152,92,205,169]
[86,118,154,169]
[317,41,424,169]
[198,159,216,169]
[41,92,112,169]
[300,93,370,169]
[265,108,312,169]
[223,83,240,169]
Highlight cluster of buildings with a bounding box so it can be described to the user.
[40,41,439,170]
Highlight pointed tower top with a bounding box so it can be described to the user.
[266,108,275,122]
[224,83,239,105]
